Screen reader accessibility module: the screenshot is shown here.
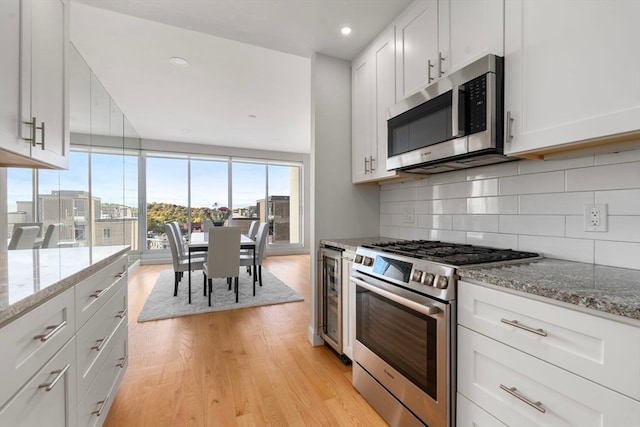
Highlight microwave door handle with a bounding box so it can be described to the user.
[452,84,465,138]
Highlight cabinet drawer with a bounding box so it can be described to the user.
[76,282,127,399]
[0,288,75,407]
[77,326,128,427]
[458,326,640,427]
[458,281,640,400]
[457,392,507,427]
[0,337,77,427]
[75,254,127,328]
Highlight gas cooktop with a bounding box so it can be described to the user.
[361,240,540,266]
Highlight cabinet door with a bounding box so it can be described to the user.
[0,338,77,427]
[395,0,438,99]
[352,53,374,183]
[438,0,504,75]
[373,28,397,180]
[0,0,31,159]
[504,0,640,156]
[457,393,507,427]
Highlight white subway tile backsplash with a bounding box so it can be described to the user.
[467,196,518,214]
[499,171,565,195]
[499,215,565,237]
[466,232,519,250]
[518,156,593,174]
[428,198,467,214]
[595,241,640,269]
[519,236,594,264]
[567,216,640,243]
[566,162,640,191]
[419,215,452,230]
[596,189,640,215]
[380,153,640,270]
[519,192,593,215]
[595,149,640,165]
[465,161,519,180]
[452,215,499,232]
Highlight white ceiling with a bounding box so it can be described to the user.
[69,0,413,154]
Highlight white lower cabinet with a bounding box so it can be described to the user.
[457,281,640,426]
[0,338,77,427]
[457,393,507,427]
[341,250,355,359]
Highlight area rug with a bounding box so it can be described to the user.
[137,268,304,322]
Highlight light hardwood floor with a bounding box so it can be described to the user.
[103,254,387,427]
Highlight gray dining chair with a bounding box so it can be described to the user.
[203,227,241,306]
[41,223,62,248]
[8,226,40,250]
[165,223,205,297]
[239,222,268,295]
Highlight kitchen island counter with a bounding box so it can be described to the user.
[319,236,401,252]
[459,258,640,322]
[0,245,130,326]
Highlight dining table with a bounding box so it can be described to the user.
[186,232,256,304]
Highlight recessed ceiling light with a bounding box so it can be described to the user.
[169,57,190,67]
[248,114,257,119]
[181,128,191,133]
[341,27,352,35]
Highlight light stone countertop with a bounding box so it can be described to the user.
[0,245,130,326]
[320,237,639,322]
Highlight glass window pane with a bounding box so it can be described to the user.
[7,169,35,240]
[231,162,265,235]
[91,153,124,247]
[39,152,89,246]
[124,154,139,253]
[190,159,229,233]
[146,156,188,251]
[268,164,301,245]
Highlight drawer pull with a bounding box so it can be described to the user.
[91,337,108,352]
[33,320,67,342]
[38,364,70,392]
[501,318,547,337]
[500,384,546,413]
[117,308,128,319]
[117,355,128,368]
[90,289,107,299]
[115,271,126,278]
[92,396,109,417]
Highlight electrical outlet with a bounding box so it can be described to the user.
[584,203,608,232]
[403,207,415,224]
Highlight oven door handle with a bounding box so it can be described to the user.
[351,276,441,316]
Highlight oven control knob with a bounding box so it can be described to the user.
[423,273,435,286]
[363,256,374,267]
[434,275,449,289]
[411,270,423,282]
[354,254,363,264]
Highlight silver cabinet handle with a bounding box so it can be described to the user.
[117,355,128,368]
[506,111,514,143]
[90,289,107,299]
[33,320,67,342]
[369,156,375,172]
[22,117,37,146]
[92,396,109,416]
[364,157,369,174]
[117,308,128,319]
[500,384,546,413]
[38,121,45,150]
[91,337,108,351]
[115,271,126,278]
[438,52,445,76]
[38,364,70,392]
[428,59,434,83]
[501,318,548,337]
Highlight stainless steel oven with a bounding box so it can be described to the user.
[350,241,540,427]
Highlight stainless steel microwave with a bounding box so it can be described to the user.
[387,54,511,174]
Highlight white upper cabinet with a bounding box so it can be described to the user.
[395,0,504,100]
[503,0,640,157]
[0,0,69,169]
[352,28,401,184]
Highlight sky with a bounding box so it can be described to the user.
[7,152,296,213]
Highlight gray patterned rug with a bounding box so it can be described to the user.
[137,268,304,322]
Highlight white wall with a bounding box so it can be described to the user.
[309,53,380,345]
[380,149,640,270]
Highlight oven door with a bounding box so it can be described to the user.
[351,274,452,427]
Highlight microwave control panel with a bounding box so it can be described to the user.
[466,75,487,134]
